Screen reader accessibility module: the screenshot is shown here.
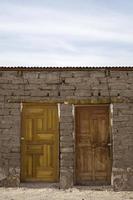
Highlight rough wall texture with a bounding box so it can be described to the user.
[0,69,133,190]
[113,103,133,190]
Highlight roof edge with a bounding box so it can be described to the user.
[0,66,133,71]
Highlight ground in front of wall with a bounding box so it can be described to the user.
[0,186,133,200]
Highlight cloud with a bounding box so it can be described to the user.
[1,49,133,66]
[0,1,133,66]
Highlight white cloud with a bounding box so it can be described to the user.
[1,48,133,66]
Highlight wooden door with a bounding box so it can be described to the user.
[75,105,111,185]
[21,103,59,182]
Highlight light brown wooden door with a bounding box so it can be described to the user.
[21,103,59,182]
[75,105,111,185]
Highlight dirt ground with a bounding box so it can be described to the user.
[0,185,133,200]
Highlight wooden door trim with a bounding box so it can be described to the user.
[74,104,112,186]
[20,102,59,182]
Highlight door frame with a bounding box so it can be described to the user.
[20,102,60,182]
[73,103,113,186]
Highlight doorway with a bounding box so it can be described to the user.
[21,103,59,182]
[75,105,111,185]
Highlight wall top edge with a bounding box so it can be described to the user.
[0,66,133,71]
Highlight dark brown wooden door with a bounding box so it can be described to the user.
[21,103,59,182]
[75,105,111,185]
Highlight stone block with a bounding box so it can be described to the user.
[61,147,74,153]
[65,77,82,84]
[60,104,72,112]
[45,72,59,84]
[60,123,73,130]
[60,90,74,97]
[60,116,73,123]
[60,130,73,136]
[60,171,73,189]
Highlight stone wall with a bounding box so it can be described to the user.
[113,103,133,190]
[0,69,133,190]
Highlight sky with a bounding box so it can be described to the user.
[0,0,133,66]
